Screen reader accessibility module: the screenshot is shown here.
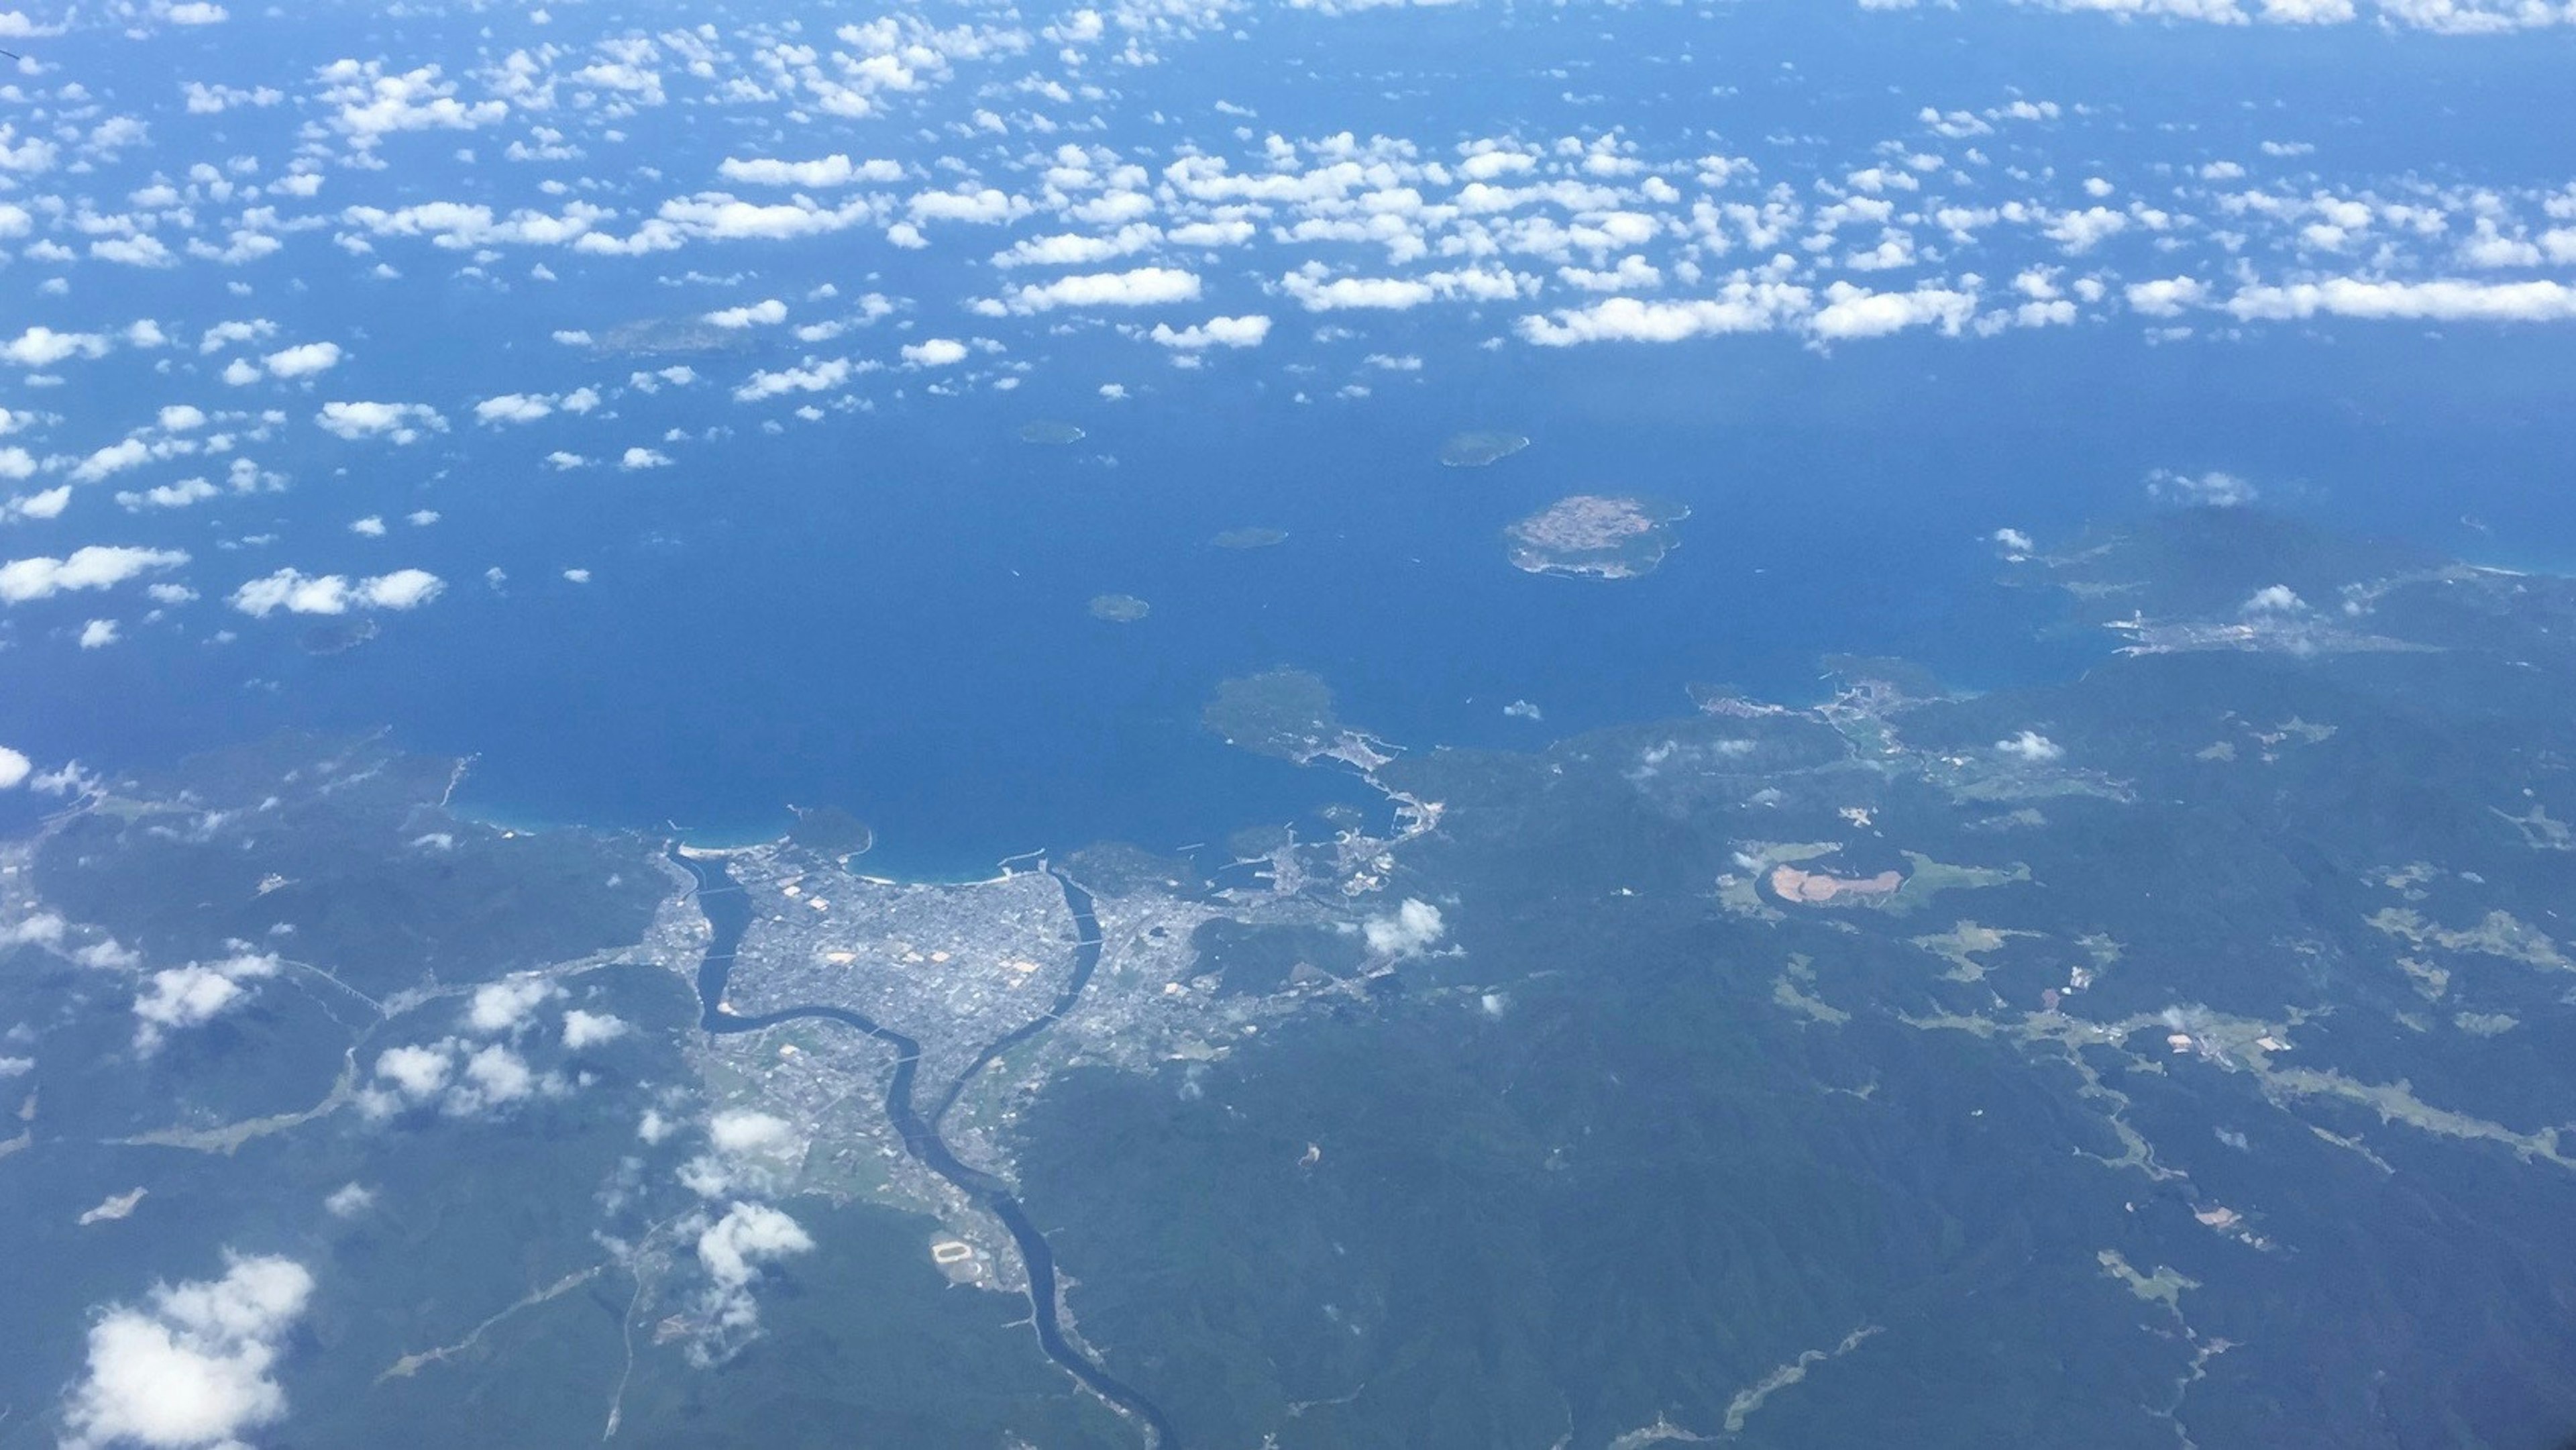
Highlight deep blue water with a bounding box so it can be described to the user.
[14,321,2576,876]
[11,2,2576,874]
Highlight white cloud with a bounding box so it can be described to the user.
[0,746,29,790]
[3,484,70,521]
[620,448,673,470]
[79,619,120,649]
[704,299,788,329]
[315,402,446,444]
[364,1037,558,1119]
[1993,527,2036,555]
[1362,898,1446,957]
[371,1043,451,1100]
[1994,731,2064,763]
[717,154,904,188]
[900,338,969,366]
[227,568,445,617]
[117,480,220,513]
[2125,276,2210,318]
[70,440,155,484]
[1811,281,1978,341]
[733,358,851,402]
[449,1043,537,1115]
[1004,266,1201,313]
[2243,584,2306,613]
[132,952,279,1052]
[261,342,343,379]
[62,1255,314,1450]
[691,1201,814,1357]
[467,977,560,1034]
[708,1110,797,1157]
[0,547,189,604]
[1519,283,1812,345]
[1147,315,1272,350]
[474,393,555,425]
[561,1009,627,1049]
[3,326,111,368]
[2225,278,2576,324]
[323,1184,374,1219]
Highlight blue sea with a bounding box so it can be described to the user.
[9,1,2576,874]
[13,321,2575,876]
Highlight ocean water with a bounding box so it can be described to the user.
[15,319,2576,877]
[10,3,2576,874]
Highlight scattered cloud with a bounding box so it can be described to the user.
[131,951,279,1052]
[1362,898,1447,957]
[315,401,447,444]
[0,547,189,605]
[62,1255,315,1450]
[1994,731,2064,763]
[229,568,445,617]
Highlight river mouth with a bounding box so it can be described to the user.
[676,851,1179,1448]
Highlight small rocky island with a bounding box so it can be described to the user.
[1439,430,1531,468]
[1505,494,1689,580]
[1212,527,1289,550]
[1088,593,1152,623]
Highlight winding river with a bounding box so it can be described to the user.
[676,853,1178,1448]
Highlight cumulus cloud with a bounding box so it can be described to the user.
[706,299,788,329]
[1994,731,2065,763]
[1992,527,2036,556]
[1518,283,1812,344]
[1811,281,1978,341]
[0,745,29,790]
[690,1202,814,1361]
[2225,277,2576,324]
[717,154,904,188]
[561,1009,627,1049]
[228,568,444,617]
[900,338,969,366]
[1003,266,1201,313]
[62,1255,315,1450]
[133,952,280,1053]
[314,401,447,444]
[474,394,555,425]
[733,358,851,402]
[261,342,343,379]
[0,547,189,605]
[466,976,560,1034]
[1362,898,1447,957]
[2,484,70,522]
[708,1109,797,1157]
[2243,584,2306,613]
[1147,315,1272,350]
[361,1037,561,1119]
[3,326,111,368]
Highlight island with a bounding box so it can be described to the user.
[1439,431,1532,468]
[1212,527,1289,550]
[1087,594,1152,623]
[591,317,762,358]
[1018,420,1087,446]
[1505,494,1689,579]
